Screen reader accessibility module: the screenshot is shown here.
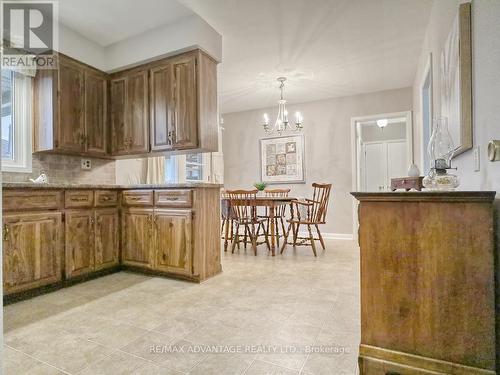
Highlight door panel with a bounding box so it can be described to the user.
[58,60,85,152]
[363,143,385,192]
[3,212,62,295]
[127,71,149,153]
[122,209,153,268]
[65,210,95,278]
[110,77,127,155]
[85,72,107,155]
[95,209,119,271]
[172,56,198,149]
[150,65,174,151]
[154,209,192,275]
[387,141,407,180]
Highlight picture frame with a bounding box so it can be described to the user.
[260,134,305,184]
[440,2,473,157]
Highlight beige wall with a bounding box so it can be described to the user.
[412,0,500,193]
[222,87,413,236]
[2,154,116,185]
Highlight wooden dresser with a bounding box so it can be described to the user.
[352,191,497,375]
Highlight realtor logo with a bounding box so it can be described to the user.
[1,0,58,69]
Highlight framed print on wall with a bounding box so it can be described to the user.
[260,134,305,184]
[440,2,472,157]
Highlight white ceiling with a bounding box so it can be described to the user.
[57,0,433,114]
[180,0,433,114]
[58,0,194,47]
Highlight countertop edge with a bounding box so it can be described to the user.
[351,191,497,203]
[2,183,224,190]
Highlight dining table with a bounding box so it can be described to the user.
[221,195,296,256]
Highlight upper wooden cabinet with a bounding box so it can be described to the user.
[85,71,108,155]
[149,51,217,153]
[110,70,149,155]
[34,49,219,159]
[33,54,109,156]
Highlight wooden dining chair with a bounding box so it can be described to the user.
[221,190,236,252]
[280,183,332,256]
[259,188,290,247]
[227,189,270,255]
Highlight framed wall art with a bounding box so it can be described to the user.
[260,134,305,184]
[441,2,473,157]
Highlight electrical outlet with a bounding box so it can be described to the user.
[81,159,92,170]
[473,146,480,171]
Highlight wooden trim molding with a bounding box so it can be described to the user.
[360,345,495,375]
[351,191,496,203]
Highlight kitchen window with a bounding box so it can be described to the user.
[165,153,211,183]
[1,69,32,173]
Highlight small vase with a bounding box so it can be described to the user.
[407,164,420,177]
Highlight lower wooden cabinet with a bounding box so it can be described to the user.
[95,209,119,271]
[121,208,154,268]
[65,208,119,279]
[2,212,62,295]
[154,209,192,276]
[122,208,193,276]
[65,210,95,278]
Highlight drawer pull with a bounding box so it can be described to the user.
[129,197,143,201]
[71,197,89,202]
[3,224,9,241]
[101,196,111,201]
[165,197,179,201]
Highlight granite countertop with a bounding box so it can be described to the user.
[3,182,223,190]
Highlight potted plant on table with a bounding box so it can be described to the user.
[254,182,267,191]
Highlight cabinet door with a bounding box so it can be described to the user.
[57,59,85,152]
[172,55,198,149]
[127,70,149,153]
[95,209,119,271]
[65,210,95,278]
[3,212,62,295]
[121,209,153,268]
[150,64,174,151]
[110,77,128,155]
[154,209,192,276]
[85,71,107,155]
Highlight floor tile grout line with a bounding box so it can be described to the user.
[4,344,73,375]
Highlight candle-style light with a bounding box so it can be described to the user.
[262,77,304,134]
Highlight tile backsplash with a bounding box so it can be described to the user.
[2,154,116,184]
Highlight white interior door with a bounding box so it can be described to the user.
[387,141,407,180]
[363,142,385,191]
[362,140,407,191]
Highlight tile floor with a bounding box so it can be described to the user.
[3,239,360,374]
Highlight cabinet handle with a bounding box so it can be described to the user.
[128,196,142,201]
[3,224,9,241]
[165,197,179,201]
[71,197,88,202]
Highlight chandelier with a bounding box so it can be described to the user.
[262,77,303,135]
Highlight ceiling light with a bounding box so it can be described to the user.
[376,119,388,128]
[262,77,303,135]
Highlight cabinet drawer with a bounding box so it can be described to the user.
[3,190,63,211]
[65,190,94,208]
[155,190,193,208]
[95,190,118,207]
[121,190,154,206]
[359,357,439,375]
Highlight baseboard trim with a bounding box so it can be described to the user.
[297,231,353,240]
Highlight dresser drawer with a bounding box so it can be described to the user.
[65,190,94,208]
[121,190,154,206]
[3,190,63,211]
[359,357,439,375]
[95,190,119,207]
[155,190,193,208]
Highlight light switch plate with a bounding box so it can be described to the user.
[473,146,480,171]
[81,159,92,170]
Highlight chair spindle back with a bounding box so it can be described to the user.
[264,188,290,217]
[226,189,258,222]
[311,183,332,223]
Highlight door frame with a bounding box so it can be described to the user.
[350,110,413,240]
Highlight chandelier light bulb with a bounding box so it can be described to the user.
[263,113,269,125]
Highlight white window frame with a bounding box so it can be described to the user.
[1,72,32,173]
[165,153,211,183]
